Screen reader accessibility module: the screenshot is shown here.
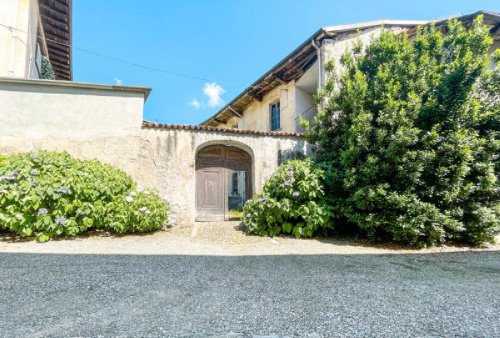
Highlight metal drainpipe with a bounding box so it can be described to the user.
[9,0,20,77]
[228,106,242,118]
[311,39,322,92]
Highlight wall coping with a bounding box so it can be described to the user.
[0,77,152,100]
[142,121,305,137]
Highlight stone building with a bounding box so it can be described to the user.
[202,11,500,134]
[1,5,499,225]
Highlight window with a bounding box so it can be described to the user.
[231,172,239,196]
[270,102,280,131]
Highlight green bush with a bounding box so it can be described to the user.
[40,56,56,80]
[103,188,170,234]
[242,159,333,237]
[306,17,499,246]
[0,151,169,242]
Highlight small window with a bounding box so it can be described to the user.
[232,172,239,196]
[270,102,280,131]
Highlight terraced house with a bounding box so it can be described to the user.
[1,2,499,224]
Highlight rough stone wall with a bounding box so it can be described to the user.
[137,128,307,224]
[1,127,306,225]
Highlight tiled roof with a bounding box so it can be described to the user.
[142,121,305,137]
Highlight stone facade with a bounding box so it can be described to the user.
[0,77,307,225]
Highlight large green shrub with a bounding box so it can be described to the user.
[306,17,499,246]
[0,151,169,242]
[242,159,333,237]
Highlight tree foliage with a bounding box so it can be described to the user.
[40,56,56,80]
[306,17,499,246]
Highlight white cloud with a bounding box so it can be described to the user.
[189,99,202,109]
[114,77,123,85]
[203,82,225,107]
[188,82,226,109]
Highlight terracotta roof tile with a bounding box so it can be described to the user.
[142,121,304,137]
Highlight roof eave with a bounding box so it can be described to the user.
[322,19,428,33]
[200,27,329,126]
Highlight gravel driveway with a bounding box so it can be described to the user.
[1,251,499,337]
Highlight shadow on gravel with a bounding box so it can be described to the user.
[233,222,497,252]
[1,251,499,337]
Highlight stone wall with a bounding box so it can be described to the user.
[0,78,307,225]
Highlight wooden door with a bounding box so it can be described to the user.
[196,167,224,220]
[196,145,251,221]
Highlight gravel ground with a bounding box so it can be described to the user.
[0,251,499,337]
[1,222,499,256]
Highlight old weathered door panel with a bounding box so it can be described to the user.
[196,167,224,221]
[196,145,252,221]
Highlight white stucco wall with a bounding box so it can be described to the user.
[0,78,307,225]
[0,78,147,142]
[294,87,316,131]
[0,0,40,78]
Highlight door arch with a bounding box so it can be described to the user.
[196,144,252,221]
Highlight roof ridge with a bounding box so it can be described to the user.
[322,19,429,32]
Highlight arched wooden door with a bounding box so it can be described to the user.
[196,145,252,221]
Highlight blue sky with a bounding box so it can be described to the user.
[73,0,500,125]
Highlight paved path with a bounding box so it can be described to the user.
[1,251,499,337]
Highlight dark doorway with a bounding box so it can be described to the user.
[196,144,252,221]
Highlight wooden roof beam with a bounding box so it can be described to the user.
[247,89,262,101]
[272,73,286,84]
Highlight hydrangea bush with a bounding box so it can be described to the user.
[103,187,169,234]
[242,159,333,237]
[0,151,169,242]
